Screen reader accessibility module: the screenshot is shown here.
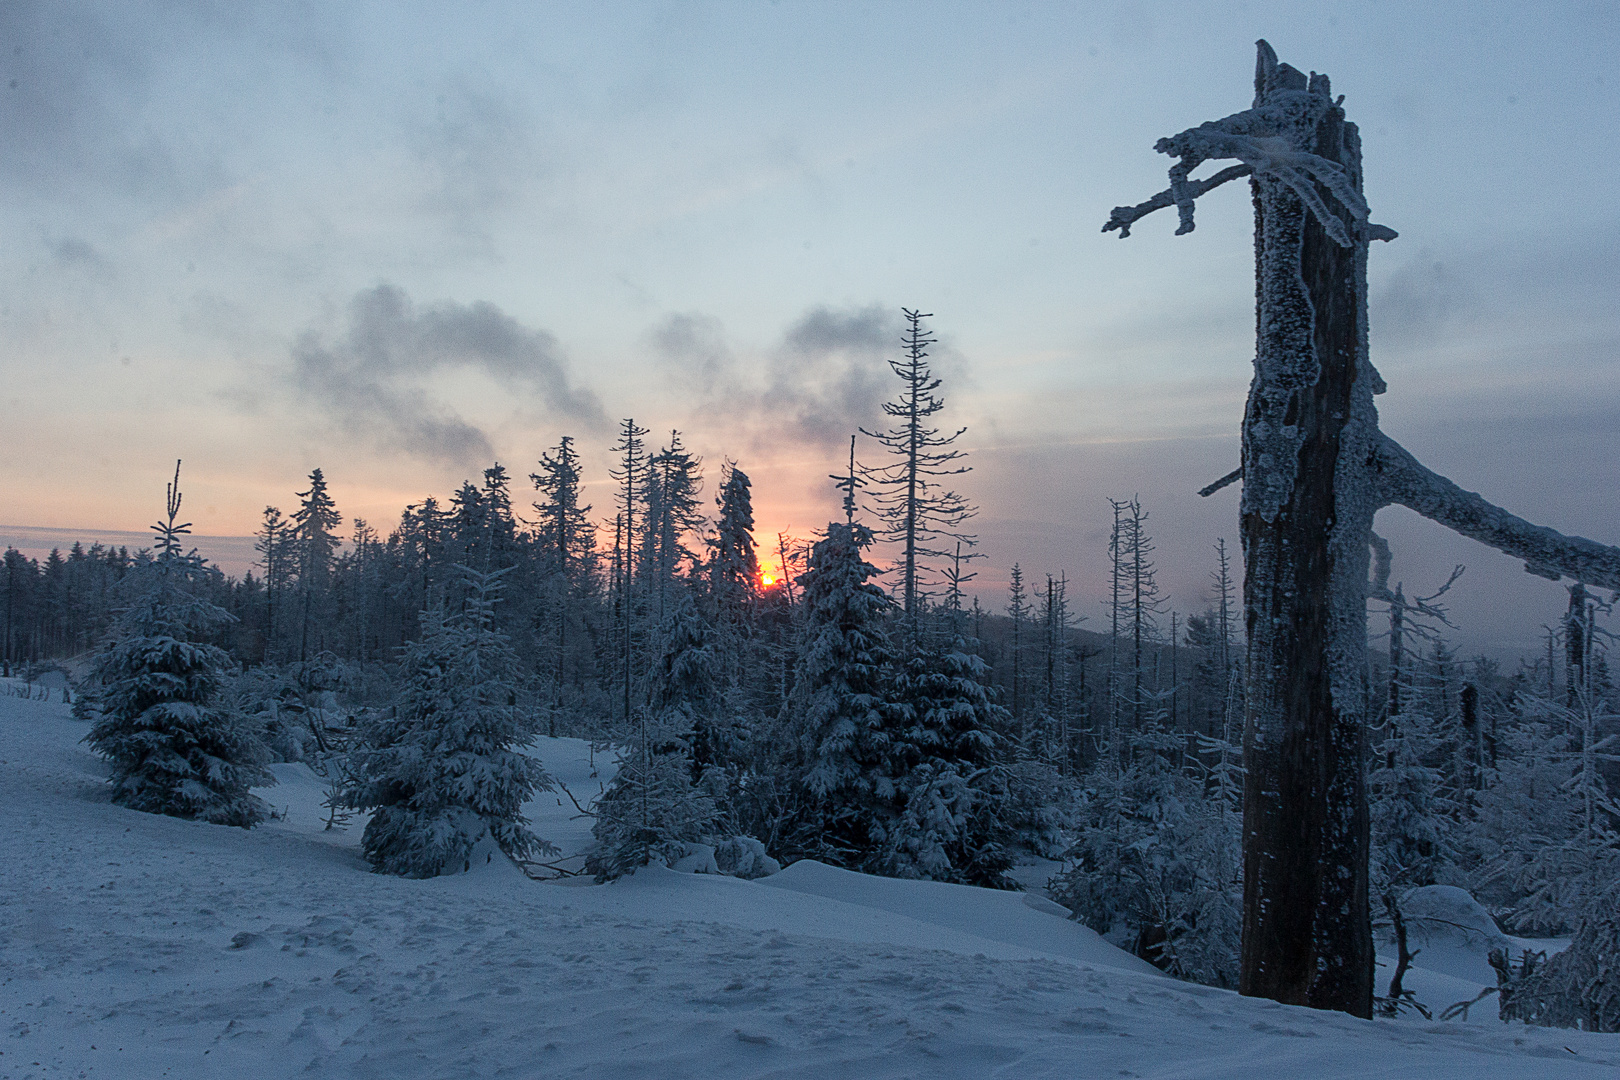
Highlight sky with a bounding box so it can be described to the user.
[4,1,1619,659]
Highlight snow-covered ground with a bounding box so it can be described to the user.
[3,690,1617,1078]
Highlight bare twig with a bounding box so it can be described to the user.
[1198,466,1243,498]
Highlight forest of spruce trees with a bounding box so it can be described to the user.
[5,310,1616,1028]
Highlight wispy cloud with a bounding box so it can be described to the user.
[654,302,901,452]
[292,283,606,467]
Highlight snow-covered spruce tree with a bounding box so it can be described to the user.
[342,565,552,878]
[706,459,765,748]
[1052,722,1241,988]
[789,521,897,864]
[1496,889,1620,1032]
[877,635,1016,886]
[608,418,651,725]
[1005,564,1029,724]
[531,435,597,713]
[588,591,720,880]
[291,467,341,662]
[1105,40,1620,1015]
[1369,708,1455,893]
[709,459,760,620]
[1473,687,1620,933]
[640,430,705,625]
[85,461,271,826]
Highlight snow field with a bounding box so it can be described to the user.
[2,693,1617,1078]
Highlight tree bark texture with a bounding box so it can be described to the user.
[1237,56,1375,1018]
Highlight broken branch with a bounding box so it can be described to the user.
[1376,433,1620,591]
[1104,164,1253,239]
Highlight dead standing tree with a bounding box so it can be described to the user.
[1103,40,1620,1018]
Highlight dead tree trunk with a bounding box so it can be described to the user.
[1102,40,1620,1018]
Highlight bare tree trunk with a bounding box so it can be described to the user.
[1238,67,1376,1012]
[1103,38,1620,1018]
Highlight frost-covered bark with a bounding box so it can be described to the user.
[1105,40,1620,1018]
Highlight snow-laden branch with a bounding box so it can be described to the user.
[1375,433,1620,591]
[1104,164,1252,239]
[1101,42,1399,247]
[1158,126,1370,246]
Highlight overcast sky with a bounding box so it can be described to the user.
[4,1,1618,658]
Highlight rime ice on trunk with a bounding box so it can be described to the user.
[1103,40,1620,1018]
[1237,53,1378,1018]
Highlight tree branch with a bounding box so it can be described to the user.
[1376,433,1620,590]
[1198,465,1243,498]
[1103,165,1253,239]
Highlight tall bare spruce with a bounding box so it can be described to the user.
[861,309,975,643]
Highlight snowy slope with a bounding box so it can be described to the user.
[2,693,1618,1079]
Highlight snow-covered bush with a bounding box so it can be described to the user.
[713,835,781,878]
[342,566,552,877]
[1496,896,1620,1032]
[84,465,271,827]
[1370,709,1457,893]
[1051,724,1241,988]
[1467,690,1620,932]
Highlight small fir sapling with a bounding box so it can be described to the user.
[587,592,720,880]
[342,565,552,877]
[84,461,273,827]
[877,638,1016,886]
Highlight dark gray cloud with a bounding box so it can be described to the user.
[293,284,605,467]
[769,304,898,446]
[654,312,733,397]
[654,303,900,452]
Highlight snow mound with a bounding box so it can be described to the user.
[760,859,1161,976]
[1383,885,1513,988]
[1403,886,1513,954]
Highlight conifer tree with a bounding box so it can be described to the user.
[860,309,975,641]
[641,431,705,623]
[1054,723,1241,987]
[709,460,760,620]
[880,635,1015,885]
[609,419,650,723]
[85,461,271,826]
[588,592,721,879]
[292,468,342,661]
[1005,563,1029,723]
[342,565,552,877]
[253,506,291,660]
[792,521,896,864]
[532,436,595,708]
